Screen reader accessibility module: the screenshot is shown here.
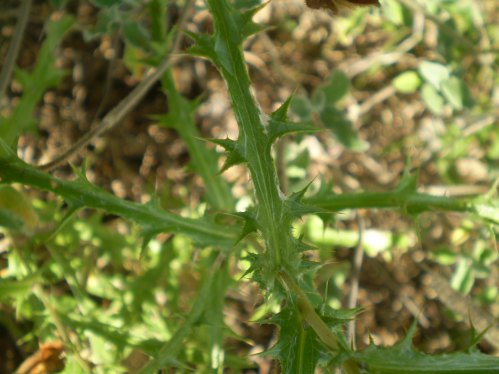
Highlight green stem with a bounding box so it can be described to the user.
[304,191,472,215]
[0,155,237,245]
[161,71,233,211]
[207,0,294,269]
[278,271,360,374]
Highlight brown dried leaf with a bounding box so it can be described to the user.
[15,342,64,374]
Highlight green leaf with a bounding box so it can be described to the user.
[0,185,38,230]
[84,7,121,39]
[267,119,318,145]
[396,169,419,194]
[271,96,293,122]
[320,107,369,151]
[232,211,258,243]
[358,344,499,373]
[450,257,475,294]
[290,96,313,121]
[186,31,218,63]
[418,61,450,90]
[430,247,458,265]
[233,0,262,9]
[239,3,266,39]
[123,21,152,51]
[0,276,37,300]
[316,70,350,105]
[138,256,224,373]
[441,76,468,111]
[266,304,322,374]
[0,15,73,145]
[201,260,232,371]
[382,0,412,26]
[160,72,233,210]
[89,0,122,7]
[50,0,69,7]
[473,203,499,225]
[353,322,499,373]
[392,71,422,94]
[421,83,445,115]
[0,208,24,230]
[0,155,238,247]
[204,137,247,172]
[286,182,330,218]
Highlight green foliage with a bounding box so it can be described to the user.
[392,71,421,94]
[0,151,238,247]
[0,0,498,373]
[0,15,74,147]
[351,323,499,373]
[291,69,369,151]
[266,304,323,373]
[0,186,38,231]
[157,72,233,211]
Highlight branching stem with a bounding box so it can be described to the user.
[278,271,360,374]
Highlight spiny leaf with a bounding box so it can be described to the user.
[240,251,262,280]
[205,137,239,152]
[351,321,499,373]
[265,303,322,374]
[286,200,328,218]
[0,156,238,247]
[286,183,330,218]
[466,324,491,353]
[288,180,315,202]
[205,137,247,172]
[0,275,39,301]
[159,71,234,211]
[231,211,258,244]
[271,96,293,122]
[321,305,362,327]
[0,15,74,146]
[239,3,267,40]
[267,118,319,145]
[211,0,264,50]
[397,165,419,194]
[293,236,316,253]
[186,31,218,63]
[220,150,247,173]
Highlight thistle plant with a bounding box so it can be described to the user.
[0,0,498,373]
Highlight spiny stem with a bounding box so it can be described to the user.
[206,0,294,270]
[278,271,360,374]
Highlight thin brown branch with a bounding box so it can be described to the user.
[39,0,196,171]
[0,0,32,106]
